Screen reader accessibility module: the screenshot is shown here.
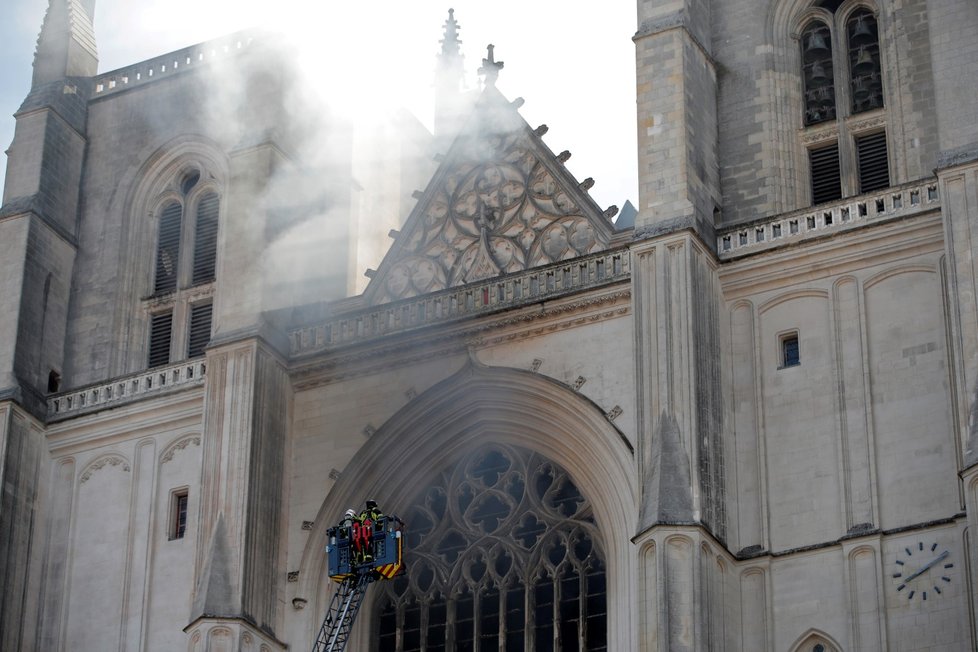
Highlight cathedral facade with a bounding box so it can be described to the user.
[1,0,978,650]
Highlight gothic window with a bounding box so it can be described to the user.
[802,21,835,126]
[798,3,890,205]
[145,167,220,368]
[847,10,882,114]
[375,445,606,651]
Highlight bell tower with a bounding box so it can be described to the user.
[0,5,96,644]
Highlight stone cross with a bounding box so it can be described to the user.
[479,44,504,86]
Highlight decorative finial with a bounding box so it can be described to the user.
[441,8,461,56]
[479,44,504,87]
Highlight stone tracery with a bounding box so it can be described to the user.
[375,444,607,651]
[377,128,610,304]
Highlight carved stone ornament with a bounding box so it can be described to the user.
[80,455,131,483]
[367,90,613,306]
[161,435,201,464]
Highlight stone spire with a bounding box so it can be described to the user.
[32,0,98,88]
[434,8,466,138]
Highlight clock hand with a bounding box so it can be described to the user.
[901,550,949,583]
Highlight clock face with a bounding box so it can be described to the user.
[892,541,953,601]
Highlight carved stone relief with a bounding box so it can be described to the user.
[375,129,610,304]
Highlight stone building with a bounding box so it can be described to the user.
[1,0,977,650]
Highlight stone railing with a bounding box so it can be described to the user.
[290,248,632,356]
[48,359,207,420]
[716,179,941,258]
[93,32,254,97]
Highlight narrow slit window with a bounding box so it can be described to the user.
[148,311,173,368]
[170,490,189,540]
[809,143,842,205]
[856,131,889,193]
[154,202,182,294]
[187,303,213,359]
[781,333,801,368]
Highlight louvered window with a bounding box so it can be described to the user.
[809,143,842,205]
[856,131,889,193]
[192,192,219,285]
[148,311,173,367]
[187,303,213,359]
[154,202,182,294]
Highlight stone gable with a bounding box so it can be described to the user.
[365,86,616,305]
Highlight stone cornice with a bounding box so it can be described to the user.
[937,143,978,170]
[289,248,631,358]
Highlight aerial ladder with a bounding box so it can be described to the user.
[311,509,404,652]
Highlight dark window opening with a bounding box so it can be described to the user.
[181,170,201,195]
[47,370,61,393]
[192,192,219,285]
[815,0,843,12]
[154,202,183,294]
[781,334,801,368]
[148,311,173,368]
[856,131,890,193]
[809,143,842,204]
[187,303,213,359]
[170,490,189,540]
[848,10,883,114]
[801,21,835,126]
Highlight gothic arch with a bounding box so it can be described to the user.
[758,288,829,315]
[113,135,228,377]
[295,358,638,650]
[789,627,844,652]
[862,263,937,291]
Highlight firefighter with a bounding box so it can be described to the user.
[356,500,383,564]
[362,499,384,522]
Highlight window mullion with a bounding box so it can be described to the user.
[178,199,195,290]
[578,567,586,651]
[445,595,456,651]
[472,590,481,648]
[497,587,506,651]
[396,599,405,652]
[525,581,535,652]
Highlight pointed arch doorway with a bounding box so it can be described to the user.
[296,361,637,651]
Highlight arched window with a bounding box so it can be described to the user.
[147,168,219,367]
[798,2,890,205]
[375,444,606,651]
[801,20,835,126]
[847,9,882,113]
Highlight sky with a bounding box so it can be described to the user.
[0,0,638,214]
